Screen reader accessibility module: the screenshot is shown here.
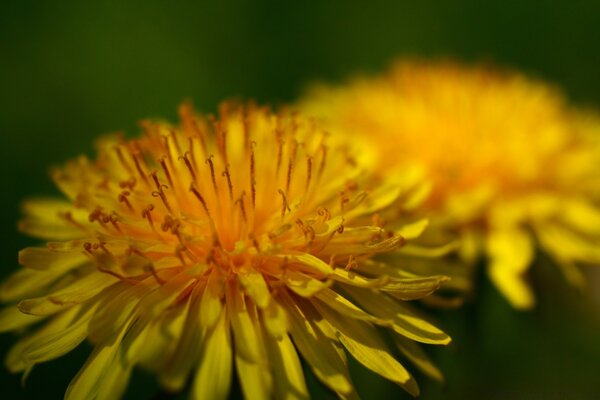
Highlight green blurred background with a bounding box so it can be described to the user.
[1,1,599,399]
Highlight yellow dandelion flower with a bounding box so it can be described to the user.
[0,102,451,399]
[299,60,600,310]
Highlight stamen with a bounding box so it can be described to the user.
[179,151,197,182]
[205,155,220,197]
[235,191,248,224]
[278,189,291,218]
[113,146,134,175]
[118,190,135,212]
[276,137,284,175]
[305,155,313,193]
[151,171,172,213]
[318,144,328,178]
[345,255,357,271]
[250,141,256,209]
[141,204,155,229]
[159,157,175,189]
[295,218,316,244]
[169,129,183,156]
[88,207,107,226]
[59,211,88,232]
[211,117,228,164]
[249,233,261,252]
[190,183,220,244]
[316,206,330,222]
[190,118,208,156]
[83,242,94,255]
[187,137,198,170]
[144,262,166,285]
[285,140,298,195]
[96,177,110,191]
[132,152,150,186]
[119,178,137,190]
[108,212,122,232]
[222,164,234,202]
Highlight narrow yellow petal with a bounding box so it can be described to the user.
[18,198,88,240]
[227,280,260,362]
[192,310,233,400]
[65,338,124,400]
[395,218,430,240]
[396,242,459,258]
[0,306,43,333]
[235,300,272,400]
[381,275,450,300]
[313,300,419,397]
[238,268,271,308]
[279,291,353,395]
[22,305,96,365]
[277,252,333,276]
[281,270,333,297]
[261,321,309,400]
[6,306,81,373]
[159,285,204,392]
[260,298,288,338]
[561,198,600,235]
[18,272,117,316]
[394,335,444,382]
[345,286,451,345]
[313,288,382,324]
[486,227,535,309]
[199,269,224,330]
[0,268,65,303]
[18,245,87,272]
[488,264,534,309]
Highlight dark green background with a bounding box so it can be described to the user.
[1,1,599,399]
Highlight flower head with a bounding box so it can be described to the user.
[0,102,450,399]
[299,60,600,309]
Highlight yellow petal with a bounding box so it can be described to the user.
[0,306,43,333]
[235,301,272,400]
[192,310,233,400]
[260,298,288,338]
[159,285,204,392]
[396,241,459,258]
[395,218,430,240]
[199,269,225,330]
[22,304,95,365]
[381,275,450,300]
[332,268,389,288]
[238,268,271,308]
[88,281,151,344]
[313,300,419,397]
[261,324,309,400]
[18,198,89,240]
[313,288,382,324]
[538,223,600,264]
[281,270,333,297]
[18,272,117,316]
[65,327,129,400]
[394,335,444,382]
[345,286,450,345]
[562,198,600,235]
[0,268,65,303]
[227,280,260,362]
[19,245,87,271]
[6,306,81,373]
[486,227,534,309]
[279,291,353,395]
[277,252,333,276]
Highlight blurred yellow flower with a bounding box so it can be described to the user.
[0,102,450,399]
[299,60,600,309]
